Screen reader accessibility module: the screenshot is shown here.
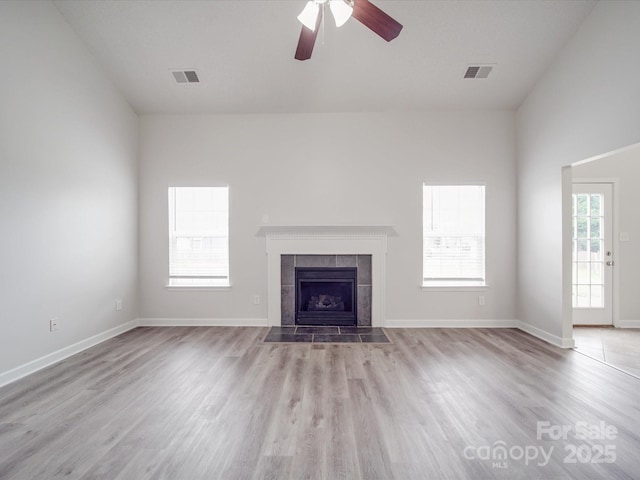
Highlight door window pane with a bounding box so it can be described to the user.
[590,194,601,216]
[576,285,591,308]
[590,217,600,238]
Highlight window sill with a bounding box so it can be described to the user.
[421,282,488,292]
[166,284,231,291]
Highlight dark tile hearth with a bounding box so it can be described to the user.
[262,332,314,343]
[296,326,339,335]
[263,326,390,344]
[313,334,361,343]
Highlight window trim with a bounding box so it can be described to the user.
[421,282,488,291]
[165,285,232,291]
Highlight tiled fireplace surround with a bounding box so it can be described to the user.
[260,225,393,328]
[280,254,372,327]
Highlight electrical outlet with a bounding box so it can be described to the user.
[50,318,59,332]
[253,295,261,305]
[115,299,123,311]
[478,295,486,306]
[261,214,269,224]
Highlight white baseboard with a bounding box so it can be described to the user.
[0,317,580,388]
[138,318,269,327]
[384,319,519,328]
[0,319,140,388]
[618,320,640,328]
[517,320,575,349]
[384,318,575,349]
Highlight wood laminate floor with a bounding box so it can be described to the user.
[1,327,639,479]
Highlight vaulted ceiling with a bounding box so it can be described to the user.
[53,0,596,114]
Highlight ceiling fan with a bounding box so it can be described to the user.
[294,0,403,61]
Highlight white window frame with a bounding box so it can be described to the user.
[422,184,486,288]
[167,186,230,288]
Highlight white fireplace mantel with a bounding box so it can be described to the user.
[257,224,397,237]
[259,225,396,327]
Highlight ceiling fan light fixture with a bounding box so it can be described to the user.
[297,1,320,31]
[294,0,402,61]
[329,0,353,27]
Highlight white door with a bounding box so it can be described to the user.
[572,183,614,325]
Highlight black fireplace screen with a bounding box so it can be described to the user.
[295,267,357,326]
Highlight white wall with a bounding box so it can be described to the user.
[0,1,139,375]
[573,146,640,325]
[517,1,640,345]
[139,111,517,324]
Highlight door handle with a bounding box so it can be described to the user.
[606,261,614,266]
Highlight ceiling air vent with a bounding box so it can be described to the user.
[171,69,200,84]
[464,65,493,79]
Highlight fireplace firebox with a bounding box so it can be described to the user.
[295,267,357,326]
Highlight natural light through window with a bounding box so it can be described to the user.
[168,186,229,287]
[423,184,485,287]
[572,193,604,308]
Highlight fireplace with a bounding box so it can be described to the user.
[296,267,357,326]
[258,224,395,327]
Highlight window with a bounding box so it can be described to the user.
[168,186,229,287]
[423,184,485,286]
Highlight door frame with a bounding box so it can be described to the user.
[571,177,620,327]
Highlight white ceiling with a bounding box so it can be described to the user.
[53,0,596,115]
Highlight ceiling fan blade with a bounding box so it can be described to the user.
[352,0,403,42]
[295,6,324,60]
